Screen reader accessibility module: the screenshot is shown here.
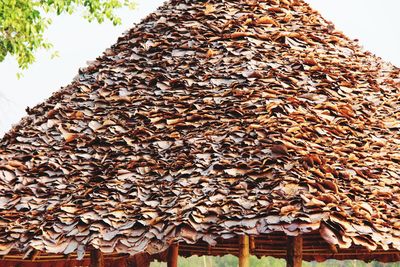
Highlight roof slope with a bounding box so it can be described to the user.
[1,0,400,260]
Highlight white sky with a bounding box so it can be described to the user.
[0,0,399,136]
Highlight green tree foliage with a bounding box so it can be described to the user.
[0,0,135,69]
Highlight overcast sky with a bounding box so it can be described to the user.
[0,0,399,136]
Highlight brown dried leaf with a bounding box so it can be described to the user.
[319,223,339,245]
[206,49,218,58]
[271,144,288,156]
[256,16,280,27]
[63,132,79,143]
[204,3,215,15]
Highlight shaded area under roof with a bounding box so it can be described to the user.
[0,0,400,265]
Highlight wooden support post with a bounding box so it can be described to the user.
[249,236,256,253]
[286,235,303,267]
[90,249,105,267]
[167,243,179,267]
[239,235,250,267]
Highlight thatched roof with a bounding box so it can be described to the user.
[1,0,400,263]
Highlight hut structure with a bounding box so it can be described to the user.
[1,0,400,266]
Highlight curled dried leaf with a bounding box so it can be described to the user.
[256,16,280,27]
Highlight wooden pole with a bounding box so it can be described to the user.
[90,249,104,267]
[286,235,303,267]
[249,236,256,253]
[167,243,179,267]
[239,235,250,267]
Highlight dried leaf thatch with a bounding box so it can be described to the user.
[0,0,400,263]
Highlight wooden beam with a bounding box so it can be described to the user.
[286,236,303,267]
[239,235,250,267]
[167,244,179,267]
[90,249,105,267]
